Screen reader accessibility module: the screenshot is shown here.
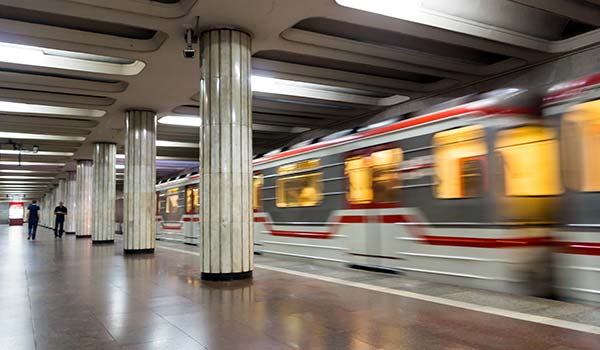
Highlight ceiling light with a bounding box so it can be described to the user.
[0,181,50,184]
[116,164,125,169]
[0,184,48,187]
[0,169,35,173]
[0,150,75,156]
[0,132,85,142]
[336,0,424,19]
[0,161,65,167]
[0,176,55,179]
[0,42,145,76]
[251,76,408,106]
[156,140,198,148]
[0,101,104,118]
[158,115,310,134]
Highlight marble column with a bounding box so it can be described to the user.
[56,178,66,203]
[65,171,77,234]
[76,160,93,238]
[199,29,253,280]
[47,186,55,226]
[92,142,116,244]
[123,110,156,254]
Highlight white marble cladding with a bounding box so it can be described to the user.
[76,160,93,237]
[199,29,253,275]
[65,171,77,233]
[123,110,156,252]
[56,179,66,204]
[92,143,116,242]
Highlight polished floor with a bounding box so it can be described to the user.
[1,225,599,350]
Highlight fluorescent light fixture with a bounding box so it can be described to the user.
[0,150,75,156]
[156,140,198,148]
[0,101,105,118]
[0,184,48,187]
[335,0,424,20]
[0,176,55,179]
[0,132,85,142]
[116,164,125,169]
[0,162,65,167]
[251,75,408,106]
[0,42,145,76]
[158,115,310,134]
[159,115,199,127]
[0,180,50,184]
[0,169,35,173]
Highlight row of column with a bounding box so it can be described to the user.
[38,28,253,280]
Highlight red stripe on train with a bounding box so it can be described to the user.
[271,230,330,239]
[423,236,551,248]
[254,106,535,165]
[182,217,200,222]
[560,242,600,256]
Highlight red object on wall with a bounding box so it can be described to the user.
[8,202,24,226]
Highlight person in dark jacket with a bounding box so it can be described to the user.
[26,200,41,240]
[54,202,68,238]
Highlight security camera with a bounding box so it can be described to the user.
[183,28,195,59]
[32,145,39,153]
[183,46,195,59]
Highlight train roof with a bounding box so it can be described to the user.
[253,88,537,166]
[544,72,600,105]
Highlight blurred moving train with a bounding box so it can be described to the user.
[154,72,600,303]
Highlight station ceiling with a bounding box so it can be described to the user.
[1,0,600,197]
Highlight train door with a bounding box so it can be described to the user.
[345,146,402,267]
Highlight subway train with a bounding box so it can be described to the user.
[154,72,600,302]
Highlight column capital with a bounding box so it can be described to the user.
[200,27,252,38]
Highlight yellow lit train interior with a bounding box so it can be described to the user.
[561,100,600,192]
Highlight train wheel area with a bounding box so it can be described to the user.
[4,224,599,350]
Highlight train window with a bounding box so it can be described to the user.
[253,174,263,209]
[156,192,160,215]
[372,148,402,202]
[495,126,563,196]
[345,148,402,204]
[185,185,199,214]
[345,156,373,204]
[166,188,180,213]
[277,159,320,174]
[561,100,600,191]
[434,125,487,198]
[276,159,322,207]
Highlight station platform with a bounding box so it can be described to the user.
[1,224,599,350]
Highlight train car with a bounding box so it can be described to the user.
[253,88,560,295]
[155,173,200,245]
[544,72,600,303]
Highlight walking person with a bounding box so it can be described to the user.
[54,202,68,238]
[25,200,41,241]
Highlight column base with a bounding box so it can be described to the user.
[92,240,114,244]
[65,232,75,235]
[124,248,155,254]
[76,235,91,239]
[201,271,253,281]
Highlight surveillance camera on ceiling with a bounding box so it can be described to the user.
[183,28,195,59]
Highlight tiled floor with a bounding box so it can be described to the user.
[2,224,599,349]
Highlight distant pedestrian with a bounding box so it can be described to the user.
[26,200,40,240]
[54,202,68,238]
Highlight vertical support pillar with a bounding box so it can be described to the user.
[76,160,93,238]
[57,178,66,203]
[199,29,253,281]
[92,143,116,244]
[65,171,77,234]
[47,186,55,226]
[123,110,156,254]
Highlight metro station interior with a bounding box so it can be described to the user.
[1,0,600,349]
